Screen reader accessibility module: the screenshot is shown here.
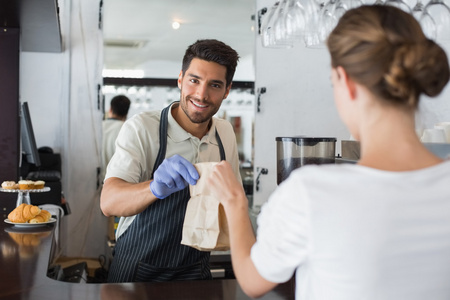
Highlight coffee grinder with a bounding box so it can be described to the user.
[276,137,337,184]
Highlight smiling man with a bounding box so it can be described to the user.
[100,39,242,283]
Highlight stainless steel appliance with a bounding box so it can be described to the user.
[276,137,337,184]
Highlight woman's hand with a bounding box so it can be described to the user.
[208,161,247,210]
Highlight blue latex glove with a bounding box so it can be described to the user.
[150,154,199,199]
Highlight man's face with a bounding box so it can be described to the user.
[178,58,231,124]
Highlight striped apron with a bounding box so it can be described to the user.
[107,103,226,282]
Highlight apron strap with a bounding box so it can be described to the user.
[215,129,226,161]
[151,104,171,179]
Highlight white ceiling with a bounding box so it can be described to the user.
[103,0,256,74]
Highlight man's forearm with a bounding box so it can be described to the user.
[100,177,158,217]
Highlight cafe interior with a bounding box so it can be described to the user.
[1,0,450,299]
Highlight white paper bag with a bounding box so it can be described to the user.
[181,162,230,251]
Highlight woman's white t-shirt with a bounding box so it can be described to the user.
[251,160,450,300]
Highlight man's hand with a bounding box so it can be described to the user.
[150,155,199,199]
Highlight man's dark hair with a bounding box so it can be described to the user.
[181,39,240,87]
[110,95,131,117]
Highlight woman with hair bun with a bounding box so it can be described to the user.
[208,5,450,300]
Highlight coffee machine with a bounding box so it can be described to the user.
[276,137,337,184]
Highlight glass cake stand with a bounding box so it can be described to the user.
[0,187,51,207]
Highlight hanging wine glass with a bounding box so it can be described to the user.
[404,0,419,9]
[284,0,307,41]
[420,0,450,41]
[308,0,339,48]
[260,2,278,47]
[320,0,339,39]
[261,2,294,48]
[303,0,323,47]
[313,0,328,8]
[412,0,425,20]
[273,0,290,43]
[384,0,413,13]
[334,0,364,20]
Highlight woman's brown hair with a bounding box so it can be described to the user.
[327,5,450,109]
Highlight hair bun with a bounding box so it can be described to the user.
[412,39,450,98]
[384,39,450,106]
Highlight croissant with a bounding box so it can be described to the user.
[29,210,51,223]
[8,204,41,223]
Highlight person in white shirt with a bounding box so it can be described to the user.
[101,95,131,180]
[208,5,450,300]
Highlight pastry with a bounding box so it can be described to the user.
[29,210,51,223]
[18,180,34,190]
[8,203,41,223]
[33,180,45,189]
[1,181,18,190]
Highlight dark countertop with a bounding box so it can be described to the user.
[0,219,295,300]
